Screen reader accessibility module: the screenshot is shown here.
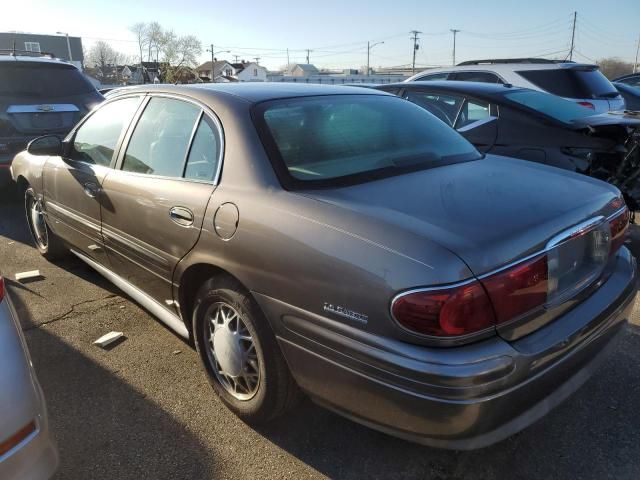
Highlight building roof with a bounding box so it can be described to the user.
[291,63,318,73]
[197,60,233,75]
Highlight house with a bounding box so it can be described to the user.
[196,60,235,82]
[289,63,319,77]
[0,31,84,69]
[231,62,268,82]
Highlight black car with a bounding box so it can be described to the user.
[614,82,640,111]
[375,81,640,210]
[0,51,103,187]
[614,72,640,88]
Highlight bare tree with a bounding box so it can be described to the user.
[161,34,202,83]
[86,41,118,77]
[130,22,147,67]
[145,21,164,64]
[598,57,634,79]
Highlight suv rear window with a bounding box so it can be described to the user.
[516,68,618,99]
[0,62,95,98]
[256,95,481,188]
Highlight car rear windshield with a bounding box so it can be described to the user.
[0,62,95,98]
[256,95,481,188]
[502,89,596,124]
[516,68,618,99]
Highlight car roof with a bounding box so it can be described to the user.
[0,53,75,66]
[408,61,599,80]
[108,82,390,104]
[379,80,526,98]
[613,73,640,82]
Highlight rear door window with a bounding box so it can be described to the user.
[415,72,450,81]
[450,71,501,83]
[122,97,201,177]
[455,99,491,129]
[516,68,618,99]
[71,97,141,166]
[404,91,464,126]
[184,117,221,182]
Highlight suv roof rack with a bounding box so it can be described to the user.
[0,49,56,59]
[457,58,573,66]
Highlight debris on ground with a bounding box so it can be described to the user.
[15,270,43,282]
[94,331,125,349]
[172,350,182,355]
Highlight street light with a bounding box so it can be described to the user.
[206,45,231,82]
[56,32,72,62]
[367,41,384,76]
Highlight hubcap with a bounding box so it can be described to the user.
[205,302,260,401]
[29,197,48,250]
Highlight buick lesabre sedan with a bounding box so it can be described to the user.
[10,83,637,449]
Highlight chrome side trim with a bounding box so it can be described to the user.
[45,201,100,233]
[70,249,189,339]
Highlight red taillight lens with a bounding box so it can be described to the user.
[577,101,595,109]
[481,254,548,324]
[391,280,496,337]
[609,207,630,255]
[0,276,4,302]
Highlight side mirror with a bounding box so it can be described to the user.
[27,135,63,156]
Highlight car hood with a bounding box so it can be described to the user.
[568,110,640,129]
[301,155,620,276]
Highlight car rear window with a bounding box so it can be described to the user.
[0,62,95,98]
[256,94,481,188]
[516,68,618,99]
[502,89,596,124]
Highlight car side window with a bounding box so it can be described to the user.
[455,99,491,129]
[122,97,200,177]
[451,71,501,83]
[404,91,464,126]
[415,72,449,81]
[71,97,140,167]
[184,116,221,182]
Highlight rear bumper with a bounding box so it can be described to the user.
[258,247,637,449]
[0,296,58,479]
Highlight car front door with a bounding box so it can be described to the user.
[100,95,222,307]
[41,96,142,263]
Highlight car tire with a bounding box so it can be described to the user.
[25,187,68,260]
[192,276,301,423]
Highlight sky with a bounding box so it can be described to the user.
[4,0,639,71]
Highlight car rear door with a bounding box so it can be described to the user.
[453,97,498,152]
[100,95,222,307]
[41,96,143,264]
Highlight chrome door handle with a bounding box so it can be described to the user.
[83,182,99,198]
[169,206,194,226]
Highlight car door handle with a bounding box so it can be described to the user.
[169,206,194,226]
[83,182,99,198]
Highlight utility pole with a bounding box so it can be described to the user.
[410,30,422,74]
[569,11,577,61]
[253,57,260,65]
[286,48,290,68]
[634,34,640,73]
[450,29,460,66]
[367,41,384,76]
[208,44,215,82]
[306,49,312,64]
[56,32,73,62]
[233,54,240,63]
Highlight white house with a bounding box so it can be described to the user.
[232,62,268,82]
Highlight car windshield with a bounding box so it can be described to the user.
[257,94,481,187]
[0,63,96,98]
[502,89,597,124]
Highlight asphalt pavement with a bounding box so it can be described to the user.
[2,186,640,480]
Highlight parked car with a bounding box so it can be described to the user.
[614,72,640,88]
[406,58,625,113]
[375,81,640,210]
[0,275,58,479]
[11,83,637,449]
[0,50,103,188]
[614,82,640,110]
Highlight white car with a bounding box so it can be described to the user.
[406,58,625,114]
[0,275,58,479]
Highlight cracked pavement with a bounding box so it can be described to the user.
[2,187,640,479]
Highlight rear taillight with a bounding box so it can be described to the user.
[391,281,495,337]
[0,276,4,302]
[577,101,595,109]
[609,207,629,255]
[481,254,548,324]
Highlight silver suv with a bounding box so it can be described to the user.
[406,58,625,114]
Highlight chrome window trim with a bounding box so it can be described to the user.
[390,207,628,341]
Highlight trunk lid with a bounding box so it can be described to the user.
[302,155,620,277]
